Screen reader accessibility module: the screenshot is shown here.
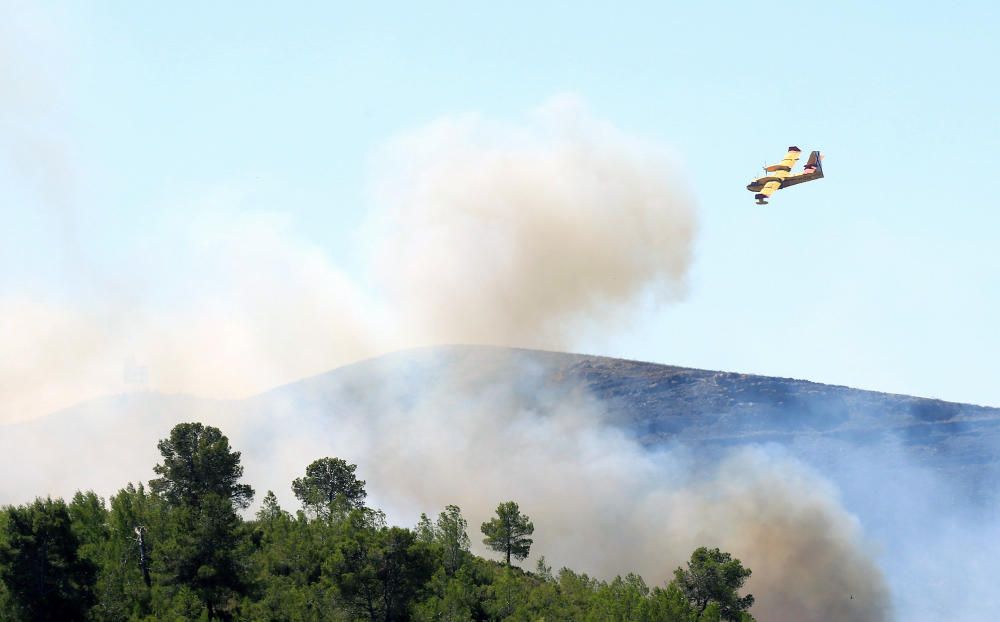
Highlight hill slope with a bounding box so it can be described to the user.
[5,345,998,506]
[262,345,1000,474]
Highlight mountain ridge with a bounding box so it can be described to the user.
[3,345,998,505]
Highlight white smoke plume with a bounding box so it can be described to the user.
[370,95,696,348]
[0,98,695,421]
[0,212,384,422]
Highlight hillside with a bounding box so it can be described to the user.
[4,345,998,507]
[262,345,1000,475]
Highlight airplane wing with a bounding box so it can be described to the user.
[757,180,782,198]
[764,146,802,179]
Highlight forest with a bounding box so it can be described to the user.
[0,422,755,622]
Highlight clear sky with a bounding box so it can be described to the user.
[3,1,999,414]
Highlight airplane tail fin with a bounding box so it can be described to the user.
[775,150,825,190]
[803,151,824,177]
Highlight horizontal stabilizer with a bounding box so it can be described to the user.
[803,150,823,175]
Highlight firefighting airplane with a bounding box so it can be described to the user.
[746,146,824,205]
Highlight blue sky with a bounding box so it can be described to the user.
[3,1,999,414]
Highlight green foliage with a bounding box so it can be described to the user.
[434,505,470,575]
[534,556,553,582]
[590,573,650,621]
[150,422,254,510]
[97,482,160,620]
[150,584,209,621]
[555,567,601,619]
[146,423,256,619]
[0,580,13,619]
[68,491,109,560]
[673,547,755,622]
[411,504,471,587]
[256,491,286,528]
[481,501,534,567]
[0,497,97,621]
[67,489,151,622]
[414,513,435,545]
[291,458,367,520]
[0,423,763,622]
[153,493,250,619]
[325,514,435,621]
[647,582,700,622]
[412,569,477,622]
[483,566,529,619]
[244,505,346,621]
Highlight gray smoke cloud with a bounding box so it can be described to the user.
[370,95,695,348]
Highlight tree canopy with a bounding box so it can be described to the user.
[149,422,254,510]
[149,423,255,619]
[674,546,755,621]
[480,501,534,567]
[292,456,367,519]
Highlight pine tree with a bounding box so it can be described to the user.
[480,501,533,566]
[291,457,367,520]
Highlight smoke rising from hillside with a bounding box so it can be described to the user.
[249,350,892,622]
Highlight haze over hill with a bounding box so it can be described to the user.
[5,345,999,620]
